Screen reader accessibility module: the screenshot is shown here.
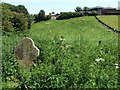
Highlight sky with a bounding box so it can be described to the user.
[3,0,120,15]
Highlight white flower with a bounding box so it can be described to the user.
[60,38,65,41]
[116,66,119,69]
[115,63,119,69]
[53,40,55,43]
[95,58,105,62]
[115,63,118,66]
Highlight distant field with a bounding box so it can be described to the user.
[30,16,118,44]
[97,15,119,30]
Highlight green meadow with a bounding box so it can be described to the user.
[97,15,119,30]
[2,16,119,89]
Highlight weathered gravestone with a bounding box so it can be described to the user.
[14,37,39,68]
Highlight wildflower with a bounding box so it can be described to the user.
[59,36,65,41]
[116,66,119,69]
[53,40,55,43]
[115,63,119,69]
[95,58,105,62]
[115,63,118,66]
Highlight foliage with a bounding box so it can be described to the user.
[2,16,119,89]
[2,3,31,33]
[34,10,51,23]
[11,12,28,31]
[56,12,83,20]
[2,11,28,33]
[83,6,90,11]
[2,10,14,32]
[91,10,99,15]
[29,14,35,23]
[16,5,29,15]
[75,6,82,12]
[2,3,29,15]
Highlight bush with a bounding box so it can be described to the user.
[2,3,31,34]
[56,12,83,20]
[91,11,99,16]
[34,10,51,23]
[11,12,28,31]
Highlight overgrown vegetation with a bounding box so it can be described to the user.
[2,16,119,89]
[34,10,51,23]
[2,3,32,34]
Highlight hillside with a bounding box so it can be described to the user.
[29,16,117,44]
[97,15,119,30]
[2,16,119,89]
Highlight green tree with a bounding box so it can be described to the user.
[16,5,29,15]
[11,12,28,31]
[2,9,14,32]
[34,10,45,23]
[75,6,82,12]
[2,2,31,32]
[83,6,90,11]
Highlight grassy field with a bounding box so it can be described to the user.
[97,15,119,30]
[2,16,119,89]
[30,16,117,44]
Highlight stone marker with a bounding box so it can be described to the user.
[14,37,39,68]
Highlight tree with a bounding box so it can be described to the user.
[2,8,14,32]
[11,12,28,31]
[83,6,90,11]
[2,2,31,32]
[34,10,45,23]
[51,11,55,14]
[16,5,29,15]
[2,13,14,32]
[75,6,82,12]
[39,10,45,16]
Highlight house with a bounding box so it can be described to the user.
[49,12,59,20]
[90,7,120,15]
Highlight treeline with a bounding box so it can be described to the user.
[2,3,32,34]
[2,3,99,32]
[56,6,98,20]
[56,12,83,20]
[34,6,99,21]
[34,10,51,23]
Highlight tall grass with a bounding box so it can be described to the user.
[2,16,119,89]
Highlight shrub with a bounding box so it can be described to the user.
[2,3,31,33]
[34,10,51,23]
[56,12,83,20]
[11,12,28,31]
